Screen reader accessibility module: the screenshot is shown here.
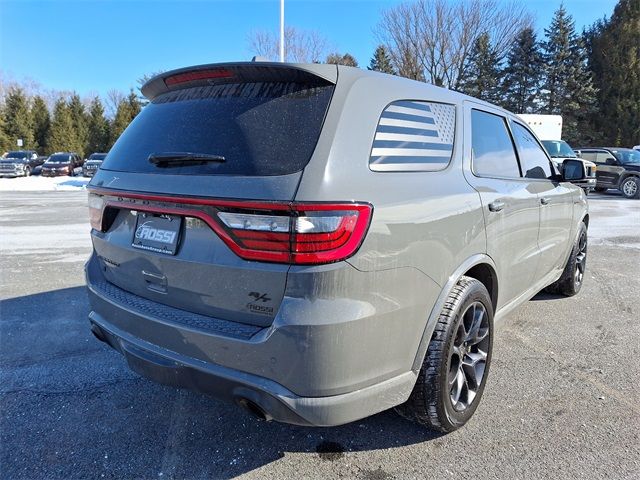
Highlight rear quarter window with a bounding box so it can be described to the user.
[369,100,456,172]
[101,82,334,176]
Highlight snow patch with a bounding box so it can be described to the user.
[0,176,90,192]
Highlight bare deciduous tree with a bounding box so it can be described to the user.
[105,89,125,118]
[376,0,534,88]
[248,26,329,63]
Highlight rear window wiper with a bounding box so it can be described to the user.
[148,152,226,167]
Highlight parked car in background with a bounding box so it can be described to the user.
[578,147,640,199]
[86,62,589,433]
[519,115,596,193]
[41,152,83,177]
[83,153,108,177]
[0,150,43,177]
[541,140,596,193]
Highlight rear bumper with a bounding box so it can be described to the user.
[89,316,416,426]
[85,254,435,426]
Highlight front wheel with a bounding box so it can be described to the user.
[25,166,31,177]
[620,177,640,199]
[396,276,493,432]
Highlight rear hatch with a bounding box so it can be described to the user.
[88,63,337,327]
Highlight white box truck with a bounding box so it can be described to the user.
[519,114,596,193]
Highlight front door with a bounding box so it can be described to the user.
[463,104,541,308]
[509,120,575,278]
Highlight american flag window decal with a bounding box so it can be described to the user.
[369,100,456,172]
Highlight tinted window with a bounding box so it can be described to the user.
[579,151,598,163]
[6,151,29,159]
[102,82,334,176]
[471,110,520,178]
[89,153,107,160]
[369,101,455,172]
[48,154,72,163]
[511,122,553,179]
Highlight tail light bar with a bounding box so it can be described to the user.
[88,191,372,265]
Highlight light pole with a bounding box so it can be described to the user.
[279,0,285,62]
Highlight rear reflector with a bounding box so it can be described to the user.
[164,69,234,86]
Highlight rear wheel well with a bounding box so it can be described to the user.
[583,214,589,229]
[463,263,498,311]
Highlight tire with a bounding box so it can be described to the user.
[25,166,31,177]
[396,276,493,433]
[620,177,640,199]
[545,222,587,297]
[594,187,608,193]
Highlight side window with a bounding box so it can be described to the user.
[471,109,521,178]
[580,151,598,163]
[369,100,455,172]
[511,122,553,179]
[597,152,614,163]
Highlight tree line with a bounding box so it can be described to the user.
[0,88,142,157]
[1,0,636,155]
[251,0,638,146]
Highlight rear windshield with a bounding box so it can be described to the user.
[101,82,334,176]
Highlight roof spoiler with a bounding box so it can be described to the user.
[141,62,338,101]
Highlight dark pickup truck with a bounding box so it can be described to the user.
[0,150,45,177]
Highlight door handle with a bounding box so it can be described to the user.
[540,197,550,205]
[488,200,505,212]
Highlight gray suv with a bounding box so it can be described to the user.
[86,62,588,432]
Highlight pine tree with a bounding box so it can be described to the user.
[368,45,396,74]
[458,33,502,104]
[541,6,597,142]
[47,98,76,154]
[31,96,51,153]
[0,111,12,153]
[109,90,142,147]
[3,87,34,149]
[502,28,543,113]
[585,0,640,145]
[325,52,359,67]
[86,97,110,154]
[68,94,89,157]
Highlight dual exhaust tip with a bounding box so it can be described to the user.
[236,397,272,422]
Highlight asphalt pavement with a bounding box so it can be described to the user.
[1,190,638,479]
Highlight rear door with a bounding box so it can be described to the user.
[89,64,337,327]
[463,103,541,308]
[509,120,574,279]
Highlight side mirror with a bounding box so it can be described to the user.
[562,159,585,181]
[605,157,617,165]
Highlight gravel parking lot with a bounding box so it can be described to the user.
[1,189,638,480]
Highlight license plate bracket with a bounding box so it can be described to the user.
[132,213,182,255]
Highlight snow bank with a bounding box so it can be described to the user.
[0,175,90,192]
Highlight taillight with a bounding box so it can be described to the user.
[216,203,372,265]
[164,68,234,87]
[88,193,104,231]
